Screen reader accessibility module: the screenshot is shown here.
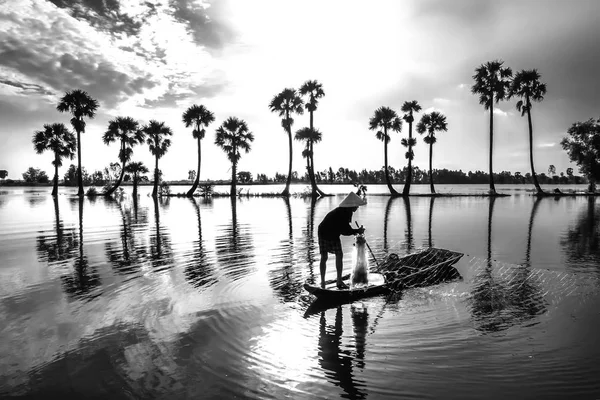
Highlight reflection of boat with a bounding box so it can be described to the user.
[303,247,464,305]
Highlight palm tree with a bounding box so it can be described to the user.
[124,161,149,198]
[416,111,448,194]
[471,60,513,195]
[369,106,403,195]
[295,127,323,189]
[509,69,547,194]
[102,116,144,196]
[400,100,422,196]
[299,80,327,197]
[32,123,77,196]
[56,90,99,196]
[143,120,173,198]
[215,117,254,196]
[182,104,215,197]
[269,88,304,196]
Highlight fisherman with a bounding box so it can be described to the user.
[318,192,366,289]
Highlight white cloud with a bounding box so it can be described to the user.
[493,108,508,116]
[537,142,556,148]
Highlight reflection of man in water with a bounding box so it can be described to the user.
[318,192,366,288]
[318,306,367,400]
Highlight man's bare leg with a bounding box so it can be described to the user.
[320,252,328,288]
[335,253,346,287]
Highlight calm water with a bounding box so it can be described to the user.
[0,185,599,399]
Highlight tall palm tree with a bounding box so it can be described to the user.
[124,161,149,198]
[269,88,304,196]
[182,104,215,197]
[299,80,327,197]
[400,100,422,196]
[215,117,254,197]
[102,116,144,196]
[32,123,76,196]
[369,106,403,195]
[143,120,173,198]
[295,127,323,188]
[56,89,99,196]
[471,60,513,195]
[416,111,448,194]
[509,69,547,195]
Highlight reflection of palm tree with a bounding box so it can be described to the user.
[403,197,414,253]
[103,116,144,196]
[61,199,101,299]
[318,306,367,399]
[369,106,402,196]
[215,198,255,281]
[383,196,394,253]
[561,198,600,266]
[525,197,542,266]
[427,197,435,248]
[104,197,146,275]
[32,123,76,196]
[305,196,319,279]
[182,104,215,197]
[56,89,99,196]
[36,197,78,263]
[149,197,174,271]
[184,198,217,289]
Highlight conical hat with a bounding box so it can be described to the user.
[339,192,367,208]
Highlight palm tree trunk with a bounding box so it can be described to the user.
[489,98,496,195]
[76,126,84,196]
[308,111,326,197]
[384,128,399,196]
[429,138,435,194]
[106,144,126,196]
[231,161,237,197]
[403,117,413,196]
[526,101,543,194]
[187,136,201,197]
[133,175,138,198]
[282,115,292,197]
[52,152,59,197]
[152,154,158,198]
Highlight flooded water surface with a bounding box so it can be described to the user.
[0,185,599,399]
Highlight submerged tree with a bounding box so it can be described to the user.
[561,118,600,192]
[369,106,403,196]
[143,120,173,198]
[32,123,76,196]
[124,161,149,197]
[471,60,513,195]
[103,116,144,196]
[56,90,99,196]
[269,88,304,196]
[417,111,448,194]
[215,117,254,196]
[401,100,422,196]
[509,69,547,194]
[182,104,215,197]
[299,80,327,197]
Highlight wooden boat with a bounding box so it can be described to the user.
[303,247,463,304]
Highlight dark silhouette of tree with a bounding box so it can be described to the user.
[561,197,600,267]
[369,106,403,196]
[269,88,304,196]
[182,104,215,197]
[149,197,174,272]
[295,126,323,196]
[22,167,50,183]
[124,161,149,198]
[102,116,144,196]
[32,123,76,196]
[417,111,448,194]
[184,198,217,289]
[56,90,99,196]
[561,118,600,192]
[143,120,173,198]
[509,69,547,194]
[215,117,254,197]
[401,100,422,196]
[471,60,513,195]
[299,80,327,197]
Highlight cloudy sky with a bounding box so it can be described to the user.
[1,0,599,181]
